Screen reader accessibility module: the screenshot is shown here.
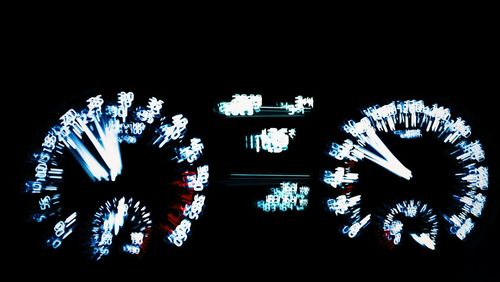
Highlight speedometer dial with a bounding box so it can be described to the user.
[323,99,488,250]
[23,92,209,260]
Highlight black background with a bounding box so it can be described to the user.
[6,21,499,280]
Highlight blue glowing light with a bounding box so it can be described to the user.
[47,212,78,249]
[153,114,188,148]
[175,138,205,163]
[25,92,210,258]
[257,182,309,212]
[382,200,438,250]
[185,165,209,191]
[216,94,314,117]
[166,219,192,247]
[217,94,262,116]
[184,194,206,220]
[57,103,123,182]
[323,167,358,189]
[90,197,152,260]
[327,194,361,215]
[393,129,422,139]
[246,128,296,153]
[343,214,371,238]
[324,99,489,245]
[280,95,314,115]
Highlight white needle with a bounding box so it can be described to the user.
[114,198,127,236]
[357,127,412,180]
[410,233,435,250]
[61,114,123,182]
[79,118,122,181]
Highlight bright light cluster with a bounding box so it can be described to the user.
[382,200,438,250]
[257,182,309,212]
[342,214,371,238]
[217,94,314,117]
[90,197,152,261]
[153,114,188,148]
[327,195,361,215]
[323,167,358,189]
[217,94,263,116]
[175,138,204,163]
[280,95,314,115]
[46,212,77,249]
[166,219,192,247]
[26,136,64,223]
[246,128,296,153]
[24,92,209,258]
[393,129,422,139]
[162,163,209,247]
[324,99,488,247]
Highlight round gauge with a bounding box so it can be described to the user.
[89,197,152,261]
[23,92,209,260]
[380,200,438,249]
[322,99,488,250]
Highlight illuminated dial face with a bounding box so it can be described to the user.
[322,100,488,250]
[23,92,209,260]
[89,197,152,261]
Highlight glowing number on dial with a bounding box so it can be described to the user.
[323,99,489,250]
[90,197,152,261]
[24,92,209,259]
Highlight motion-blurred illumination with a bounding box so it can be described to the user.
[24,92,209,257]
[217,94,313,117]
[324,99,489,246]
[257,182,309,212]
[246,128,296,153]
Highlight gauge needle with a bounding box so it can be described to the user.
[61,115,123,182]
[410,233,436,250]
[80,118,123,181]
[356,127,412,180]
[114,197,127,235]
